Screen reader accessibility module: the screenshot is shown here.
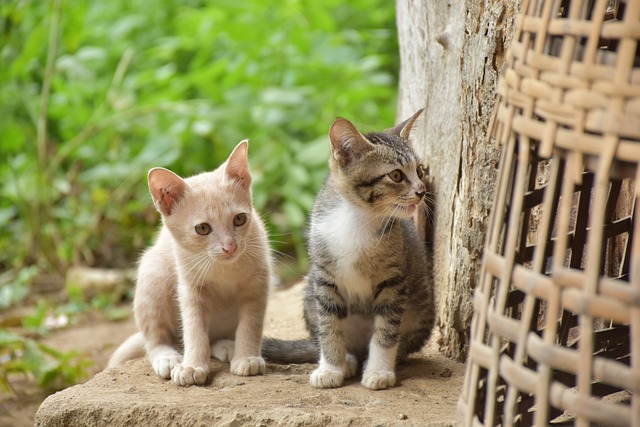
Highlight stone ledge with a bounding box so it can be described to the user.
[36,354,461,427]
[35,283,462,426]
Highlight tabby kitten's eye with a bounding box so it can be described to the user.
[417,165,424,179]
[195,223,211,235]
[233,213,247,227]
[388,169,404,183]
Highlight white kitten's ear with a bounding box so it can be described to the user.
[329,118,374,167]
[148,167,188,216]
[225,140,251,189]
[385,108,424,140]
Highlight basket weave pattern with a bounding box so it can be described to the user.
[457,0,639,426]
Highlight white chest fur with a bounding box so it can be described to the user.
[313,200,379,301]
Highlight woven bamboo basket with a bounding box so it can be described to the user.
[457,0,640,426]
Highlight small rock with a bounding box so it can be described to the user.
[235,380,245,386]
[398,413,408,420]
[440,368,453,378]
[65,266,134,301]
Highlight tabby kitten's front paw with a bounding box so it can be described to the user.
[171,363,208,386]
[310,366,344,388]
[230,356,265,376]
[361,370,396,390]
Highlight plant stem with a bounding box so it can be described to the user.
[35,0,64,271]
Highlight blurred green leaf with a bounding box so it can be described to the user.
[0,267,37,309]
[0,328,92,393]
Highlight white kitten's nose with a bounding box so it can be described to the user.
[222,240,237,255]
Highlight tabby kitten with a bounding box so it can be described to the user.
[108,141,271,386]
[262,110,435,390]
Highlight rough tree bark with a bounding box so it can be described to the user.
[396,0,520,360]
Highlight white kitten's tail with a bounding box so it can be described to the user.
[107,332,146,368]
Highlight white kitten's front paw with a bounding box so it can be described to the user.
[230,356,265,376]
[361,370,396,390]
[171,363,208,386]
[310,366,344,389]
[151,353,183,379]
[211,340,235,362]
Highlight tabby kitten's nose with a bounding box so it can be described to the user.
[415,191,426,199]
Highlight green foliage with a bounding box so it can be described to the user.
[0,267,37,309]
[0,329,92,393]
[0,0,398,274]
[21,287,129,336]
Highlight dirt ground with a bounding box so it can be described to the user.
[4,282,464,426]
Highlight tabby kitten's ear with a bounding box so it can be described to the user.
[225,139,251,189]
[148,167,188,216]
[329,118,374,167]
[385,108,424,140]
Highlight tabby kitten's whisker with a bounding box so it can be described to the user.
[373,204,400,249]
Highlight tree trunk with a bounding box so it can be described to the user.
[396,0,520,360]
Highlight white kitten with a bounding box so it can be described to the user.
[108,140,271,386]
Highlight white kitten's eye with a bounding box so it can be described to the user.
[233,213,247,227]
[195,223,211,235]
[388,169,404,183]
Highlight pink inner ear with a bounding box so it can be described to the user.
[148,168,186,216]
[157,184,178,215]
[230,169,252,189]
[225,141,252,188]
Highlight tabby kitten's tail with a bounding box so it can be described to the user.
[261,337,318,364]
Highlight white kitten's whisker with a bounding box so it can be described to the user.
[167,254,203,279]
[194,265,206,291]
[199,258,213,291]
[269,248,295,261]
[266,232,292,238]
[242,246,259,268]
[183,253,211,288]
[244,237,293,261]
[258,211,273,223]
[169,252,209,283]
[180,253,210,277]
[267,239,289,246]
[269,256,295,273]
